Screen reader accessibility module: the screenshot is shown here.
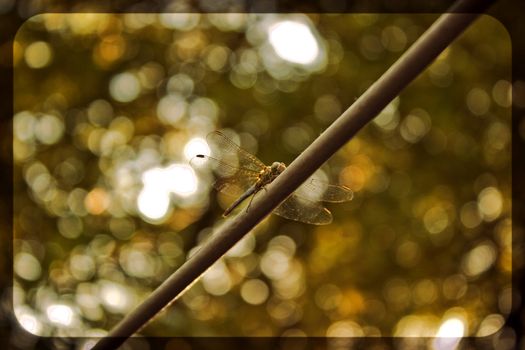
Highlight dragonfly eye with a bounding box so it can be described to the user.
[270,162,286,174]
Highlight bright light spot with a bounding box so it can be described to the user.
[79,338,104,350]
[120,249,156,278]
[269,235,297,256]
[87,99,113,126]
[268,20,319,65]
[19,313,42,334]
[460,201,482,228]
[15,306,43,335]
[433,317,465,350]
[75,293,101,320]
[400,109,432,143]
[240,279,269,305]
[261,250,291,280]
[381,25,408,52]
[272,263,304,299]
[84,187,110,215]
[436,318,465,336]
[466,88,491,116]
[326,320,364,337]
[492,80,512,108]
[461,242,496,277]
[46,304,74,326]
[183,137,210,160]
[14,252,41,281]
[373,97,400,131]
[208,13,247,31]
[69,254,96,280]
[267,299,299,325]
[142,166,166,187]
[35,114,64,145]
[202,260,232,296]
[138,164,198,220]
[66,13,110,35]
[205,45,230,71]
[24,41,53,69]
[477,186,503,221]
[142,164,197,197]
[167,73,194,96]
[393,314,437,337]
[13,111,37,141]
[137,186,170,220]
[413,279,438,305]
[123,13,156,30]
[109,72,141,103]
[225,232,255,257]
[189,97,219,120]
[98,280,132,313]
[423,206,449,234]
[477,314,505,336]
[157,94,187,125]
[164,164,198,196]
[159,13,200,31]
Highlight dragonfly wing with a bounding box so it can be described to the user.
[296,178,354,203]
[190,155,259,196]
[213,177,257,198]
[273,194,332,225]
[206,131,266,173]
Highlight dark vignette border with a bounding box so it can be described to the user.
[0,0,522,349]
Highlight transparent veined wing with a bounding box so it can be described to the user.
[273,194,333,225]
[274,177,351,224]
[296,178,354,203]
[206,131,266,173]
[190,154,259,198]
[191,130,353,225]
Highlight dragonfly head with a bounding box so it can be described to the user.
[270,162,286,175]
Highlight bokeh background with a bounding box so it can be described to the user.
[2,5,518,350]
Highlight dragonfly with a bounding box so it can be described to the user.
[190,131,353,225]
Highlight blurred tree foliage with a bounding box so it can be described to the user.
[10,12,511,343]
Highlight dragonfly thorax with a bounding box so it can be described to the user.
[257,162,286,187]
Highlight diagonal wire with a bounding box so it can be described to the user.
[92,0,494,348]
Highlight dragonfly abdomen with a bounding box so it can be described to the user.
[222,185,258,217]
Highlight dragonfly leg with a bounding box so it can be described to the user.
[245,190,260,213]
